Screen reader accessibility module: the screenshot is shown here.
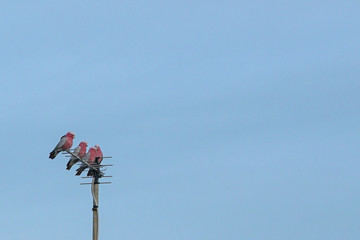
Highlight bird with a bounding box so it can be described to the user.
[94,145,103,165]
[87,145,103,176]
[49,132,75,159]
[66,141,88,170]
[75,147,97,176]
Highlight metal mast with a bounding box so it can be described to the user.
[92,173,99,240]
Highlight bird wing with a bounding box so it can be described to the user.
[69,145,81,161]
[53,135,67,151]
[73,145,81,155]
[78,151,91,167]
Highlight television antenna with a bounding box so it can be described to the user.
[55,148,113,240]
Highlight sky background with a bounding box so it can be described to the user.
[1,1,360,240]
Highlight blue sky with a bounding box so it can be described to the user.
[1,1,360,239]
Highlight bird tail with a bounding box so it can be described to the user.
[75,167,86,176]
[49,150,58,159]
[66,159,77,170]
[87,169,95,176]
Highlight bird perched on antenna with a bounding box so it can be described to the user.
[66,141,88,170]
[88,145,103,176]
[75,147,97,176]
[49,132,75,159]
[94,145,103,165]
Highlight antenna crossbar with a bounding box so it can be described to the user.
[82,176,112,178]
[80,182,112,185]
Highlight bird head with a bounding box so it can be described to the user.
[67,131,75,138]
[89,147,97,153]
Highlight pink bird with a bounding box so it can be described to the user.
[66,141,88,170]
[49,132,75,159]
[75,147,97,176]
[94,145,103,165]
[87,145,104,176]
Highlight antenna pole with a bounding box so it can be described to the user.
[92,173,99,240]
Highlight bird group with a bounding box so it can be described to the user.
[49,131,104,176]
